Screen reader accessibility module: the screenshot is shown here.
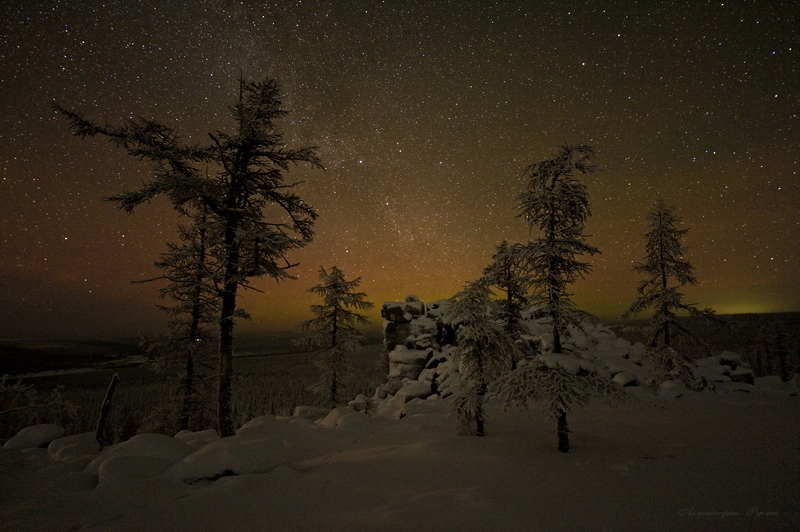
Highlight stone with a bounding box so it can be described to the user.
[613,371,638,387]
[396,381,434,403]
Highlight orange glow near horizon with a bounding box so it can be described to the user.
[2,2,798,339]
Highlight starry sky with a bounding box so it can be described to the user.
[1,0,798,339]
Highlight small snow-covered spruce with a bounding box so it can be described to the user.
[445,278,521,436]
[622,199,718,385]
[493,355,628,452]
[515,144,600,354]
[298,266,375,409]
[483,240,533,367]
[57,77,323,437]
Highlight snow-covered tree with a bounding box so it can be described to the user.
[516,144,600,354]
[483,240,532,366]
[298,266,374,409]
[446,278,521,436]
[623,199,716,382]
[57,77,323,436]
[492,144,626,452]
[493,354,628,452]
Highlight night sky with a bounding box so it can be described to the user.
[1,1,798,339]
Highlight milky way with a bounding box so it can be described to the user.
[1,1,798,338]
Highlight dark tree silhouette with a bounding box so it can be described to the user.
[57,77,323,436]
[142,215,220,432]
[623,199,716,382]
[298,266,374,409]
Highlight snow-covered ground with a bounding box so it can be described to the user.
[1,382,798,531]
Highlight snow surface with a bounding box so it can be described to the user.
[1,385,798,531]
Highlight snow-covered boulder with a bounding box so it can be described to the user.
[716,382,754,393]
[376,394,406,420]
[755,375,799,396]
[695,353,754,385]
[719,351,742,369]
[388,346,431,381]
[4,424,64,450]
[395,381,434,403]
[381,299,425,323]
[317,406,356,428]
[658,380,686,399]
[48,432,100,462]
[729,368,755,385]
[424,299,450,321]
[594,353,639,376]
[167,437,288,483]
[86,433,195,475]
[408,315,438,349]
[613,371,638,387]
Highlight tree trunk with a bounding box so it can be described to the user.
[179,351,194,431]
[475,382,486,437]
[217,190,241,437]
[96,373,120,449]
[217,282,238,437]
[181,218,206,431]
[557,409,569,453]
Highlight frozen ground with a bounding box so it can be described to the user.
[1,383,798,531]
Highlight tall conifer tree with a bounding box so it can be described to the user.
[495,144,626,453]
[516,144,599,353]
[57,77,323,436]
[298,266,374,409]
[623,199,715,381]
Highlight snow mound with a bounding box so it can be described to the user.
[4,424,64,450]
[48,432,100,461]
[97,455,175,490]
[167,436,288,483]
[86,433,195,475]
[236,415,278,438]
[317,406,356,428]
[175,428,220,449]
